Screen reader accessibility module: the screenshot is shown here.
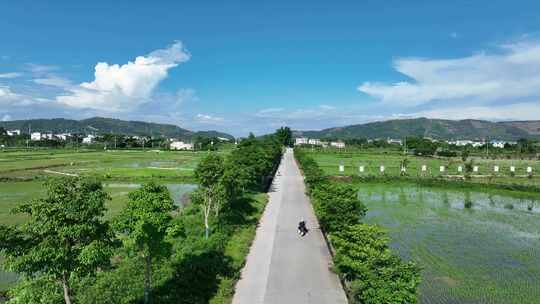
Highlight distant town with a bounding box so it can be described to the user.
[0,128,233,150]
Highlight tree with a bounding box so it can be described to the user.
[194,153,227,239]
[311,183,367,233]
[0,177,115,304]
[275,126,293,147]
[331,224,421,304]
[114,182,175,304]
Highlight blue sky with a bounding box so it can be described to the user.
[1,0,540,136]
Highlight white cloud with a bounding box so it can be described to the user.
[1,114,11,121]
[0,72,22,78]
[34,75,72,88]
[57,41,190,111]
[195,113,224,124]
[415,102,540,121]
[25,63,60,74]
[358,40,540,107]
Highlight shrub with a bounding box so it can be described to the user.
[311,182,367,233]
[331,224,421,304]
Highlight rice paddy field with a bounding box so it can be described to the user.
[0,148,215,180]
[300,148,540,186]
[356,181,540,304]
[0,148,209,292]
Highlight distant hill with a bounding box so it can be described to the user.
[294,118,540,141]
[0,117,234,140]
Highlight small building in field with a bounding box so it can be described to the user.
[6,129,20,136]
[308,138,322,146]
[82,134,96,144]
[170,141,194,150]
[387,138,403,145]
[295,137,308,146]
[490,140,506,148]
[30,132,42,141]
[330,141,346,149]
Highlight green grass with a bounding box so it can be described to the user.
[299,148,540,186]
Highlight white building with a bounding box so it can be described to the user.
[82,134,96,144]
[56,133,71,141]
[491,140,506,148]
[170,141,194,150]
[43,133,54,140]
[308,138,322,146]
[448,140,474,146]
[330,141,346,149]
[30,132,42,141]
[6,129,20,136]
[217,137,230,142]
[295,137,308,146]
[387,138,403,145]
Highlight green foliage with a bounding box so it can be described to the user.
[6,276,64,304]
[311,182,366,233]
[274,126,293,147]
[331,224,421,304]
[114,182,175,303]
[195,153,225,187]
[114,182,176,259]
[0,177,115,303]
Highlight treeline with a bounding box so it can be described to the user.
[294,148,421,303]
[0,133,282,303]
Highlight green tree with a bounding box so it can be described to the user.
[0,177,114,304]
[275,126,293,147]
[114,182,176,304]
[311,182,367,233]
[194,153,227,239]
[331,224,421,304]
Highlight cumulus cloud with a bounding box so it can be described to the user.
[57,41,190,111]
[1,114,12,121]
[358,40,540,108]
[0,72,22,78]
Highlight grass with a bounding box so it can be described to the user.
[299,147,540,186]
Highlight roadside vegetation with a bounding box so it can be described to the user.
[294,148,421,303]
[0,132,283,303]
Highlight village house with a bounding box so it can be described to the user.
[30,132,42,141]
[6,129,20,136]
[308,138,322,146]
[387,138,403,145]
[82,134,96,144]
[330,141,346,149]
[170,141,194,150]
[295,137,308,146]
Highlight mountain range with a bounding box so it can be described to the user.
[0,117,234,140]
[294,118,540,141]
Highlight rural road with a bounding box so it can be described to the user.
[232,148,348,304]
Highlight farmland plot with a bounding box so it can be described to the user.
[357,182,540,304]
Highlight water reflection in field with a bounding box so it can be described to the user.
[358,183,540,304]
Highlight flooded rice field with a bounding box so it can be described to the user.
[358,183,540,304]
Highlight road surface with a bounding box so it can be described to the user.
[233,148,348,304]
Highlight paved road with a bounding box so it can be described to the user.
[233,148,348,304]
